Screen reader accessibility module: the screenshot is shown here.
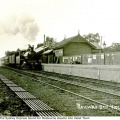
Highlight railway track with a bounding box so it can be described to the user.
[40,71,120,87]
[0,77,36,116]
[21,70,120,98]
[34,70,120,96]
[0,74,61,116]
[1,67,120,116]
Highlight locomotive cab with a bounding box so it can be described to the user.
[22,45,42,70]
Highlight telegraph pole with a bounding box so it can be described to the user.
[100,36,102,47]
[103,41,106,65]
[44,34,45,53]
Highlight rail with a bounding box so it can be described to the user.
[0,74,61,116]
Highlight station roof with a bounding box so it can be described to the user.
[90,42,102,49]
[34,46,48,53]
[43,49,53,54]
[53,34,102,50]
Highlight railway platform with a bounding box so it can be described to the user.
[42,64,120,83]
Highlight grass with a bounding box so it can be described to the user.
[0,76,35,116]
[0,67,120,116]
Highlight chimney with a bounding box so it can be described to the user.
[64,35,66,40]
[44,34,46,46]
[78,30,80,35]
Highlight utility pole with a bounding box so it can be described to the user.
[103,41,106,65]
[44,34,46,53]
[100,36,102,47]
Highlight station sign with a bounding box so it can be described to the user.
[54,49,63,57]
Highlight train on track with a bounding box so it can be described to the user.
[1,45,42,70]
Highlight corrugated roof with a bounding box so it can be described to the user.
[34,46,48,53]
[90,42,102,49]
[43,49,53,54]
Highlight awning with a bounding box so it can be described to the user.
[34,46,48,53]
[43,49,53,54]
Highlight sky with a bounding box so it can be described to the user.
[0,0,120,57]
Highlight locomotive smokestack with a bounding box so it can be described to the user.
[32,45,34,51]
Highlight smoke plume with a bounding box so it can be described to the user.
[0,14,39,42]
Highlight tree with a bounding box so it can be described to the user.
[45,36,56,48]
[17,48,21,52]
[36,36,57,49]
[83,33,100,43]
[36,43,44,48]
[105,42,120,52]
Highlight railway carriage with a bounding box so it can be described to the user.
[0,56,9,66]
[1,45,42,70]
[3,56,9,65]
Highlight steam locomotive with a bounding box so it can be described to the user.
[2,45,42,70]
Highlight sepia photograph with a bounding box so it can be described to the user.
[0,0,120,119]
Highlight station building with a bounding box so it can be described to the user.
[53,33,102,64]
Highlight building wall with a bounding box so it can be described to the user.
[63,42,92,56]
